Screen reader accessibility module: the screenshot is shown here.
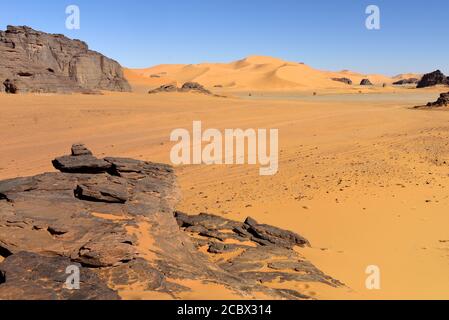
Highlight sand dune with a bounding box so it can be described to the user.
[128,56,420,92]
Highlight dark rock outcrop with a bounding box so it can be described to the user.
[331,77,353,85]
[175,212,341,288]
[179,82,212,95]
[0,26,131,93]
[148,84,178,94]
[0,144,341,300]
[417,70,449,88]
[360,79,373,86]
[393,78,419,85]
[148,82,218,96]
[3,79,18,94]
[419,92,449,108]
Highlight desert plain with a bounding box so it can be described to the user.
[2,55,449,299]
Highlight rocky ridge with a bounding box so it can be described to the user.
[0,144,342,300]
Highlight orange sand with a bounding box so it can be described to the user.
[128,56,421,93]
[1,74,448,299]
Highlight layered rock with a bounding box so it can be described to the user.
[331,77,353,85]
[0,26,131,93]
[416,70,449,88]
[0,144,341,300]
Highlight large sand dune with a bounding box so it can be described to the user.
[127,56,421,93]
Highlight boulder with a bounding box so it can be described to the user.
[71,143,93,156]
[3,79,18,93]
[243,217,311,248]
[0,26,131,93]
[74,175,128,203]
[52,155,112,173]
[417,70,449,88]
[360,79,373,86]
[425,92,449,107]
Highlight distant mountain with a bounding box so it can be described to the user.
[0,26,131,94]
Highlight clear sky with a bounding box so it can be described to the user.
[1,0,447,75]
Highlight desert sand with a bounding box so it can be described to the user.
[1,56,449,299]
[128,56,421,94]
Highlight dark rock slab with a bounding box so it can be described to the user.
[53,152,112,173]
[0,252,120,300]
[244,217,310,248]
[73,233,137,267]
[175,212,342,293]
[0,144,342,300]
[75,175,128,203]
[71,143,93,156]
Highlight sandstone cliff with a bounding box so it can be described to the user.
[0,26,131,94]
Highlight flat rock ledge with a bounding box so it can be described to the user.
[0,144,342,300]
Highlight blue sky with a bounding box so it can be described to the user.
[1,0,448,75]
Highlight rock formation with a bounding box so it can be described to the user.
[0,144,342,300]
[0,26,131,94]
[392,78,419,85]
[331,77,353,85]
[418,92,449,108]
[148,82,216,96]
[416,70,449,88]
[148,84,178,94]
[179,82,212,95]
[360,79,373,86]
